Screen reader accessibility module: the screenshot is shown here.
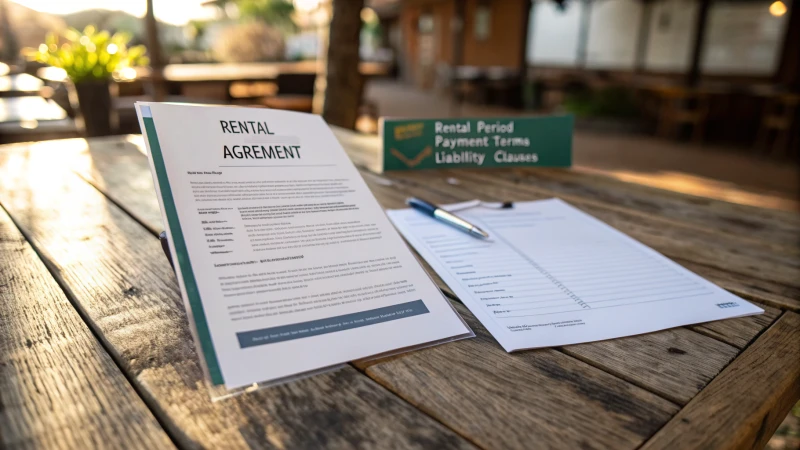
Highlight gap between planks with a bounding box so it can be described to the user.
[74,171,162,237]
[635,309,786,448]
[636,310,800,449]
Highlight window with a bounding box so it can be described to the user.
[474,5,492,41]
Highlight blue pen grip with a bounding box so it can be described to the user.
[407,197,437,216]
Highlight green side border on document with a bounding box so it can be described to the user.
[142,115,225,386]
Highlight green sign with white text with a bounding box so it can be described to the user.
[380,115,572,172]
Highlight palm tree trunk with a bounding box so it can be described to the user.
[0,0,19,63]
[145,0,167,101]
[322,0,364,129]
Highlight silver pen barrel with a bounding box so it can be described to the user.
[433,209,489,239]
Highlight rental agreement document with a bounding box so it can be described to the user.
[136,103,471,389]
[387,198,763,351]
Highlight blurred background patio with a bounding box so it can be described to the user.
[0,0,797,211]
[0,0,798,446]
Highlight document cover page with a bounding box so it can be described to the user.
[136,103,471,389]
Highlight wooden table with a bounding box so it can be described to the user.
[0,73,44,98]
[0,132,798,449]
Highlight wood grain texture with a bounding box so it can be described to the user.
[0,206,174,450]
[689,303,782,349]
[561,328,739,405]
[642,312,800,450]
[366,302,680,450]
[671,258,800,312]
[513,168,800,248]
[0,143,476,450]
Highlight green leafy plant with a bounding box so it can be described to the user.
[25,25,149,84]
[237,0,296,30]
[563,87,639,118]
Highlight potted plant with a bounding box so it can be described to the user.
[27,26,148,137]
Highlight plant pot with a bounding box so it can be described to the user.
[73,80,113,137]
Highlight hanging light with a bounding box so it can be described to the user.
[769,0,787,17]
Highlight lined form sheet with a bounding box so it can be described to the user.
[387,198,764,351]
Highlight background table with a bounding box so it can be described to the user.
[0,133,798,449]
[0,73,44,98]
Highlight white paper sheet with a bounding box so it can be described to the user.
[388,198,764,351]
[136,103,471,389]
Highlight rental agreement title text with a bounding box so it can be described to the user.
[220,120,302,160]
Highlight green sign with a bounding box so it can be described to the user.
[380,115,573,172]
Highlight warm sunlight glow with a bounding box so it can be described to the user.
[106,43,119,55]
[125,135,147,155]
[360,7,377,23]
[576,167,799,212]
[294,0,322,12]
[19,119,39,129]
[769,0,787,16]
[12,0,216,25]
[113,67,138,81]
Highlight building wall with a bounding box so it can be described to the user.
[462,0,527,68]
[399,3,421,81]
[433,0,455,65]
[399,0,528,87]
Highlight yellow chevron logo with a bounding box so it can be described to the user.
[391,146,432,168]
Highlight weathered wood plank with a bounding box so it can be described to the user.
[78,136,164,234]
[561,328,739,405]
[0,143,477,450]
[458,167,800,253]
[0,206,174,450]
[669,258,800,312]
[689,303,782,349]
[365,302,680,450]
[513,168,800,248]
[641,312,800,450]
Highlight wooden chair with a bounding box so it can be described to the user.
[484,66,520,108]
[756,93,799,158]
[653,86,710,143]
[260,73,315,113]
[450,66,486,103]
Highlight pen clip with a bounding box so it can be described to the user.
[443,200,514,212]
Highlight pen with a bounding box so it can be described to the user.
[406,197,490,239]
